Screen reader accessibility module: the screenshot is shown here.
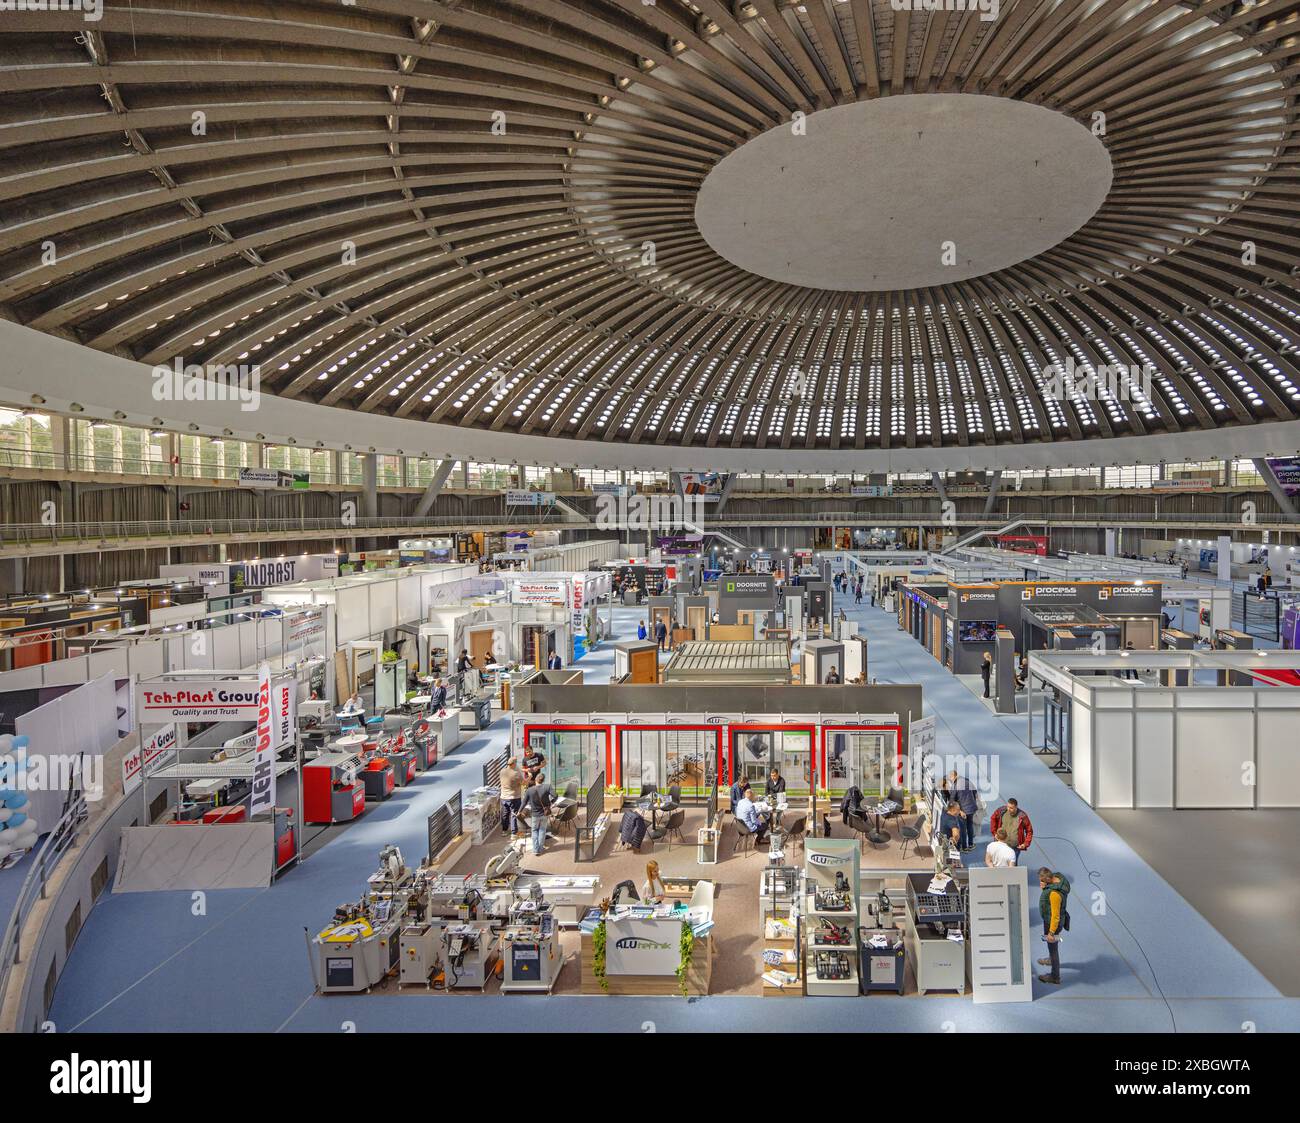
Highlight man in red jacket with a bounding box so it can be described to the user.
[988,798,1033,865]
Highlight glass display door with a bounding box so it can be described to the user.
[824,729,896,800]
[620,727,716,801]
[730,727,814,796]
[526,728,606,794]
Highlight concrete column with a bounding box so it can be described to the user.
[49,414,69,471]
[361,453,378,518]
[1216,534,1232,583]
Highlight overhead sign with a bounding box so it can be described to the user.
[1153,478,1212,493]
[238,467,310,490]
[505,490,556,507]
[850,485,892,497]
[121,723,177,795]
[509,578,568,605]
[136,680,262,722]
[249,663,277,818]
[1266,456,1300,496]
[721,575,773,597]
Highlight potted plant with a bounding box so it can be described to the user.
[603,785,626,813]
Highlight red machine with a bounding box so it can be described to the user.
[274,806,297,867]
[304,752,366,824]
[202,805,247,825]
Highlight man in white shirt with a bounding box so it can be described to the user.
[984,828,1017,869]
[734,786,769,845]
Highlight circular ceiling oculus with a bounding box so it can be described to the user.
[694,94,1114,293]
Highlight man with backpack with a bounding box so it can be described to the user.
[1037,868,1070,985]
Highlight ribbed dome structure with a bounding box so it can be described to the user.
[1,0,1297,453]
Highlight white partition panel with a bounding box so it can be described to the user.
[1072,701,1093,806]
[1093,709,1134,808]
[397,574,421,626]
[1134,707,1175,808]
[335,584,370,644]
[130,640,165,680]
[213,624,242,670]
[369,581,398,633]
[87,649,129,681]
[1175,706,1255,808]
[1257,708,1300,807]
[42,657,91,686]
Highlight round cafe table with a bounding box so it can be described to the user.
[333,733,368,751]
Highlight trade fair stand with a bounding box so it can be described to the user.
[1027,648,1300,809]
[123,667,306,889]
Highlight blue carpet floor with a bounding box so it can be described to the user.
[46,600,1300,1032]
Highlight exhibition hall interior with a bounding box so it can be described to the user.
[1,0,1299,1044]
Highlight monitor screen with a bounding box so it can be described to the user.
[959,620,997,643]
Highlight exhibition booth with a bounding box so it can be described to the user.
[509,680,921,801]
[1028,648,1300,809]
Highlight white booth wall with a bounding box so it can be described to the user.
[1036,657,1300,810]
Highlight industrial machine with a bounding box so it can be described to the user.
[360,756,396,801]
[902,871,969,995]
[308,847,413,994]
[399,921,442,988]
[303,752,365,824]
[499,891,561,993]
[440,922,496,990]
[859,927,906,994]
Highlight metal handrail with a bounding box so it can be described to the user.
[0,791,90,1012]
[0,508,1291,551]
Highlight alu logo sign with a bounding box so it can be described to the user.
[614,938,672,951]
[807,851,849,866]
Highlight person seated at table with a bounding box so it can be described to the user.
[728,774,746,813]
[824,665,840,684]
[764,768,786,801]
[341,691,364,714]
[484,647,497,666]
[642,859,667,904]
[429,678,447,710]
[734,785,769,845]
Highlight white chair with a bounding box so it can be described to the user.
[687,879,715,922]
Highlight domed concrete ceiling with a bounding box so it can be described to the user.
[0,0,1297,457]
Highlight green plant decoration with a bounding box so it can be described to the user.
[380,649,398,663]
[676,920,693,997]
[593,921,609,993]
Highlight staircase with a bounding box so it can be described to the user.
[940,517,1038,554]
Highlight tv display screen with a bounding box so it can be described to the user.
[959,620,997,643]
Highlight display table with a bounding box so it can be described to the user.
[333,733,368,751]
[580,913,713,996]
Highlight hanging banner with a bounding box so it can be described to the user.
[121,723,177,795]
[505,490,556,507]
[238,467,310,490]
[1266,456,1300,496]
[249,662,277,818]
[136,680,261,722]
[508,578,568,605]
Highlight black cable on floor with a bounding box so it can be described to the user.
[1033,833,1177,1033]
